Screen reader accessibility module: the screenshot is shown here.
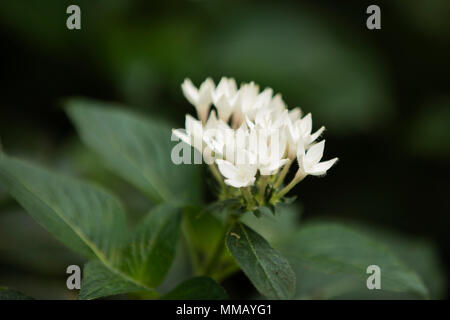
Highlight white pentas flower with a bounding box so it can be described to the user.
[181,78,214,123]
[286,113,325,160]
[216,148,258,188]
[296,140,338,177]
[173,76,337,208]
[211,77,239,123]
[172,115,203,153]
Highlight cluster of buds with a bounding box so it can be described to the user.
[173,77,337,210]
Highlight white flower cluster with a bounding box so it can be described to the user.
[173,77,337,195]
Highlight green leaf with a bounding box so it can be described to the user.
[183,206,237,280]
[0,209,83,275]
[162,277,227,300]
[279,223,429,299]
[240,203,301,246]
[79,261,157,300]
[226,222,296,299]
[65,98,202,205]
[358,225,447,299]
[0,287,33,300]
[123,204,182,287]
[0,154,127,263]
[184,206,226,259]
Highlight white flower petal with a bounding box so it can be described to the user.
[308,126,325,145]
[199,78,215,97]
[216,159,238,180]
[215,95,234,122]
[224,177,254,188]
[305,140,325,165]
[300,113,312,135]
[172,129,191,146]
[307,158,338,176]
[288,107,302,122]
[260,158,289,175]
[205,110,218,130]
[181,79,199,106]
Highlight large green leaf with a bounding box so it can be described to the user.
[79,261,157,300]
[122,204,182,287]
[0,287,33,300]
[356,225,446,299]
[240,204,301,246]
[66,98,202,205]
[0,209,83,276]
[226,223,296,299]
[183,206,237,280]
[279,223,429,299]
[0,154,127,263]
[184,206,225,257]
[162,277,228,300]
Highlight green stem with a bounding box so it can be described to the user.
[182,222,201,275]
[273,160,293,189]
[258,175,269,203]
[214,263,240,282]
[241,186,255,208]
[209,164,225,187]
[276,171,306,199]
[203,226,229,276]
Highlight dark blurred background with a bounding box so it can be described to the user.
[0,0,449,299]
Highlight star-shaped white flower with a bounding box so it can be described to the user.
[211,77,239,123]
[172,114,204,153]
[296,140,337,177]
[232,82,260,126]
[181,78,215,123]
[256,129,289,176]
[286,113,324,159]
[299,113,325,146]
[216,159,257,188]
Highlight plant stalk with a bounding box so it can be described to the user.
[203,226,229,277]
[276,171,306,199]
[273,160,293,189]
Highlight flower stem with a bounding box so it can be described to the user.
[209,164,225,187]
[242,186,255,208]
[258,175,269,203]
[182,223,201,275]
[276,171,306,199]
[203,222,229,277]
[274,160,293,189]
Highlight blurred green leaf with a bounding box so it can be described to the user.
[122,204,181,287]
[162,276,227,300]
[0,287,33,300]
[183,206,237,280]
[79,260,157,300]
[406,97,450,158]
[0,209,83,276]
[0,154,127,263]
[66,98,202,205]
[184,206,226,260]
[156,236,195,295]
[240,203,301,245]
[360,226,447,299]
[202,5,392,134]
[279,223,429,299]
[226,222,296,299]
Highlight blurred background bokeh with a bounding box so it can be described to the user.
[0,0,449,299]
